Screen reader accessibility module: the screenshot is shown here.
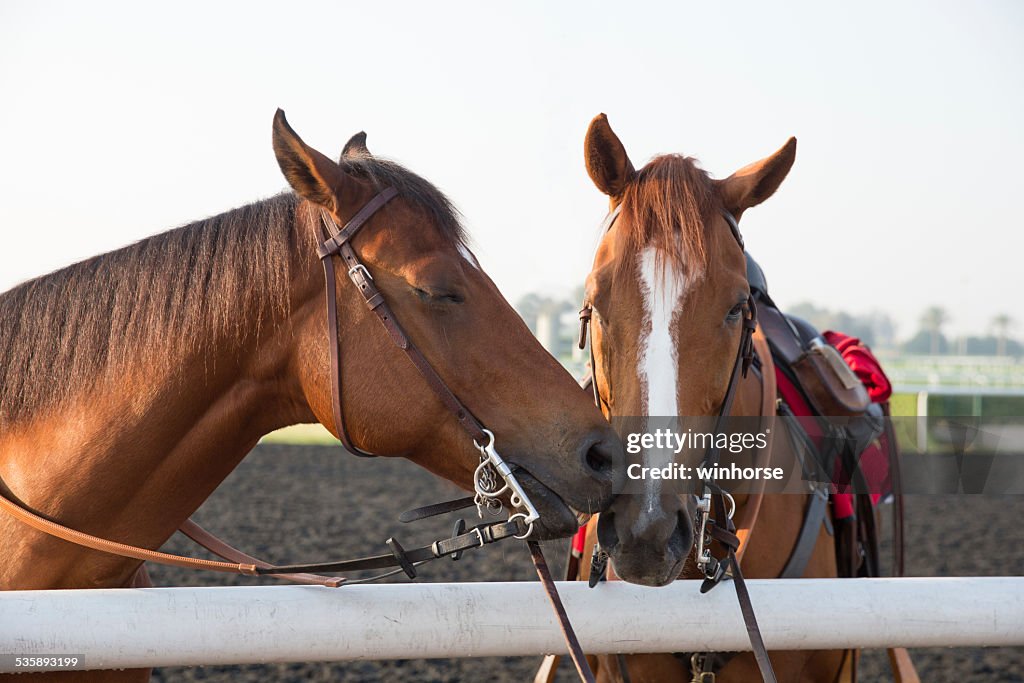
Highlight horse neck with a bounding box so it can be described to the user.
[0,203,322,589]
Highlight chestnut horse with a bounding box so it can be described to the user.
[576,115,845,682]
[0,111,622,679]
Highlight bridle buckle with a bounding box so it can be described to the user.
[690,653,717,683]
[347,263,373,283]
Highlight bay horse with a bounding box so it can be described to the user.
[0,111,623,679]
[575,114,846,682]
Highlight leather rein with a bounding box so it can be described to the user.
[577,205,778,683]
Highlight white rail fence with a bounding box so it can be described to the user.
[2,578,1022,672]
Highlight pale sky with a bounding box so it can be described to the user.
[1,1,1021,338]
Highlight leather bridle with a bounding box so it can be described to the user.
[314,187,539,532]
[577,205,778,683]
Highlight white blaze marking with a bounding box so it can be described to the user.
[457,243,480,269]
[635,247,686,532]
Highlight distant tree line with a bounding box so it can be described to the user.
[790,303,1020,355]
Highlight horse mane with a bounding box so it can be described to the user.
[617,154,719,280]
[0,155,463,425]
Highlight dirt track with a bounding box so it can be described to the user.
[148,444,1024,682]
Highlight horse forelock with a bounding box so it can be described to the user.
[616,154,719,283]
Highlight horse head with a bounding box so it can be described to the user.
[582,113,796,584]
[273,111,623,538]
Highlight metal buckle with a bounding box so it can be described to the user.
[694,490,713,570]
[690,653,716,683]
[694,488,735,572]
[347,263,373,283]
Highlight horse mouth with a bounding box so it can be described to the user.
[510,469,585,540]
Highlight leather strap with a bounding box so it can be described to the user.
[528,541,596,683]
[316,188,400,260]
[179,519,344,587]
[0,489,257,575]
[318,189,490,452]
[697,295,758,476]
[728,546,777,683]
[883,402,905,577]
[733,329,775,564]
[708,493,778,683]
[398,496,476,523]
[0,480,524,582]
[778,489,829,579]
[254,518,524,575]
[316,187,399,456]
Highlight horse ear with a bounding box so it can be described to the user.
[716,137,797,220]
[584,113,635,198]
[272,109,346,212]
[341,131,370,159]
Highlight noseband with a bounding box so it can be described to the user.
[315,187,539,534]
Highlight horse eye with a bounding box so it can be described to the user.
[414,286,463,305]
[726,303,744,321]
[442,292,465,304]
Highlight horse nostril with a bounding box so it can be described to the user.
[583,439,615,475]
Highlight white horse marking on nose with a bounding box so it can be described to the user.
[633,247,687,535]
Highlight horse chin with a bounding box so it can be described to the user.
[609,551,688,587]
[597,510,692,586]
[512,469,584,540]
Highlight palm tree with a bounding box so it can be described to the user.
[991,314,1015,357]
[919,306,949,355]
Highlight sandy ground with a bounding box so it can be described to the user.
[147,444,1024,682]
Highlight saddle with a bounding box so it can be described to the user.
[746,253,889,499]
[747,254,871,418]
